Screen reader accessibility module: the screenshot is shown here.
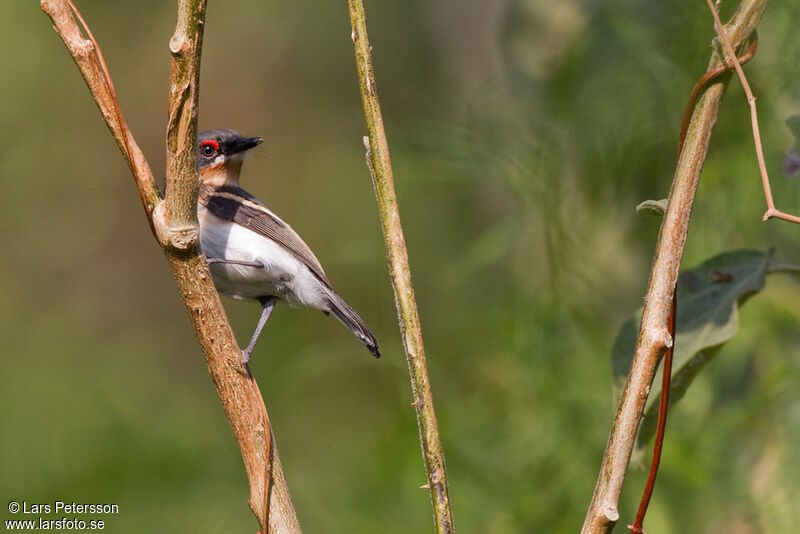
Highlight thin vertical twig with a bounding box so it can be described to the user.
[41,2,300,532]
[580,1,770,532]
[347,1,454,533]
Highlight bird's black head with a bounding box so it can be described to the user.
[197,129,263,170]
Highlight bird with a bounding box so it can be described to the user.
[195,129,380,364]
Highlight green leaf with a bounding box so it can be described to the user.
[610,249,776,447]
[635,199,669,217]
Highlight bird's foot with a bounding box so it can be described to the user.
[237,335,261,367]
[235,348,253,367]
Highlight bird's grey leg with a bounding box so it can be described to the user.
[240,297,276,365]
[206,257,265,269]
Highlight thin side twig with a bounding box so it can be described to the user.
[41,2,300,532]
[65,0,135,186]
[41,0,159,221]
[704,0,800,225]
[580,1,770,533]
[347,1,454,533]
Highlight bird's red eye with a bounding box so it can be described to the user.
[200,140,219,158]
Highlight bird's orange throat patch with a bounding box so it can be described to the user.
[199,157,244,187]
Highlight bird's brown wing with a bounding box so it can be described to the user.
[199,184,331,286]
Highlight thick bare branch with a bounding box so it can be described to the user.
[581,1,770,533]
[42,2,300,532]
[347,2,454,533]
[162,254,300,534]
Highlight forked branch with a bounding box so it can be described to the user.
[580,1,770,532]
[41,2,300,532]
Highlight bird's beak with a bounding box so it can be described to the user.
[228,136,263,155]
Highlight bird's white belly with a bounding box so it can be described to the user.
[198,211,328,309]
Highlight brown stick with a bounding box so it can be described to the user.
[580,2,770,532]
[41,2,300,532]
[347,1,454,533]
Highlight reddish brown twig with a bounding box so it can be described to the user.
[65,0,133,171]
[678,37,758,157]
[46,0,160,220]
[628,289,676,534]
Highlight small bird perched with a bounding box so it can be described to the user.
[196,129,380,364]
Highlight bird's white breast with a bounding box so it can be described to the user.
[198,205,329,310]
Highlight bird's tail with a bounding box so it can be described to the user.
[324,289,380,358]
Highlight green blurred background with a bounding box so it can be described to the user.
[2,1,800,532]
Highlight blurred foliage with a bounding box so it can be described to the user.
[2,1,800,533]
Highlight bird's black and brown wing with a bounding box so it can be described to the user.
[199,184,330,286]
[199,183,380,358]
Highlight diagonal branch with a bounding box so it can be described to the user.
[580,1,770,532]
[41,2,300,532]
[347,2,454,533]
